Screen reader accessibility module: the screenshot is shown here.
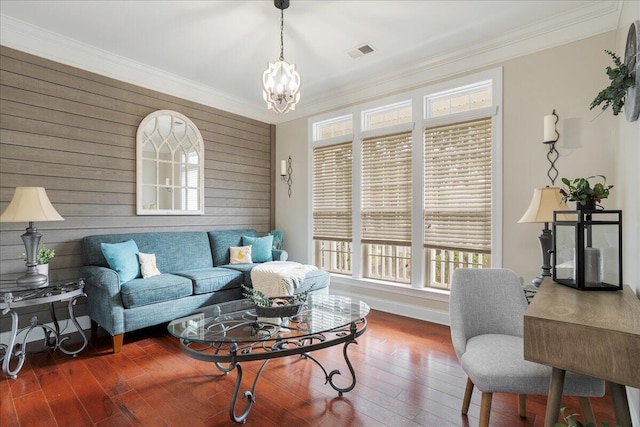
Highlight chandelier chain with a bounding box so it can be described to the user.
[279,8,284,61]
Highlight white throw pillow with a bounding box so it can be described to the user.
[138,252,161,278]
[230,246,252,264]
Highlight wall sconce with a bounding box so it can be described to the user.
[543,109,559,185]
[280,155,292,198]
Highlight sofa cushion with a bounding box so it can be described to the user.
[242,235,273,263]
[175,268,243,294]
[209,229,258,266]
[100,239,140,285]
[220,263,255,286]
[83,232,213,273]
[120,273,193,309]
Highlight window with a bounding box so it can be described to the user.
[425,81,491,118]
[313,115,353,141]
[424,118,492,289]
[310,69,501,291]
[362,131,412,283]
[362,100,412,130]
[313,142,353,274]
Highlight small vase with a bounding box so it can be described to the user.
[576,200,596,211]
[36,263,49,285]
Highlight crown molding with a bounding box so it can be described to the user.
[0,1,622,125]
[285,0,622,123]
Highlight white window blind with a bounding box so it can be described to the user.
[362,131,412,245]
[313,142,353,241]
[424,118,492,253]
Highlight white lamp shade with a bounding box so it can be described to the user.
[0,187,64,223]
[518,187,569,223]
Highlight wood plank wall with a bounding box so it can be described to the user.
[0,46,275,328]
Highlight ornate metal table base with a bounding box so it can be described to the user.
[1,281,88,378]
[179,316,366,424]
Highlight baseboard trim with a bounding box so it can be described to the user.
[330,287,450,326]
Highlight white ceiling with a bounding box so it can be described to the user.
[0,1,623,124]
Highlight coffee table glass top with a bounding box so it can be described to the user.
[168,294,369,344]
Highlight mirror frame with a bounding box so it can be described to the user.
[136,110,205,215]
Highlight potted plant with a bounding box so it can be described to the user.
[590,50,636,116]
[19,243,55,277]
[560,175,613,210]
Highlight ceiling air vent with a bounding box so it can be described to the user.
[348,43,375,59]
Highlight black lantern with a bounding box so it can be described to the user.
[552,210,622,291]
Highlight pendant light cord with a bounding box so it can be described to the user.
[279,8,285,61]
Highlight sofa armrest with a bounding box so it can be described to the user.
[82,265,121,295]
[81,265,126,336]
[272,249,288,261]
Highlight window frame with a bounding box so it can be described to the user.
[308,68,502,293]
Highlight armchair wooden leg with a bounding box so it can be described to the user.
[112,334,124,353]
[518,394,526,418]
[462,377,474,415]
[578,397,595,424]
[479,392,492,427]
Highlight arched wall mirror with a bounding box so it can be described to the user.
[136,110,205,215]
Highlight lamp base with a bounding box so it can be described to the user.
[532,225,553,288]
[17,222,48,288]
[16,272,48,288]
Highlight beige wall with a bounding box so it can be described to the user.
[504,33,618,280]
[277,30,619,282]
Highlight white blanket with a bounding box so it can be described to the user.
[251,261,318,297]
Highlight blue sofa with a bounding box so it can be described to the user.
[81,229,330,352]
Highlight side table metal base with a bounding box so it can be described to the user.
[1,286,87,378]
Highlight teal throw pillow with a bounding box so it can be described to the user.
[100,239,141,285]
[242,235,273,263]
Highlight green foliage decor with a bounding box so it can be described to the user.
[554,407,620,427]
[590,50,636,116]
[19,244,55,265]
[560,175,613,206]
[241,284,311,307]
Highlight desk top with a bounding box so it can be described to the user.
[524,278,640,388]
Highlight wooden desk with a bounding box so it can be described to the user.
[524,278,640,427]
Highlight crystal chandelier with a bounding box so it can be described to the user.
[261,0,301,114]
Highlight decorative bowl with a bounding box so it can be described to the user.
[255,297,304,317]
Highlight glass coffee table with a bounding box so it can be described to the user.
[168,294,369,423]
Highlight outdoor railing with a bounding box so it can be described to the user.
[314,240,489,289]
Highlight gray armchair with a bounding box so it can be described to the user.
[449,268,604,427]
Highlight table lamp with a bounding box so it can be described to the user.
[0,187,64,288]
[518,186,568,286]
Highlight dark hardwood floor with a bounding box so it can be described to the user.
[1,310,616,426]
